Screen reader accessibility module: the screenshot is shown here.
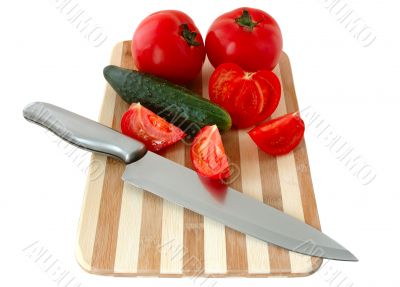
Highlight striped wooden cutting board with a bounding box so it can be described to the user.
[76,41,322,277]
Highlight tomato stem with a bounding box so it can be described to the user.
[235,9,261,31]
[180,24,201,46]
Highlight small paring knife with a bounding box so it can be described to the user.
[23,102,357,262]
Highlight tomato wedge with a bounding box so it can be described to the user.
[209,63,281,128]
[248,112,305,155]
[121,103,185,152]
[190,125,230,179]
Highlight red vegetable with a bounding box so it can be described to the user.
[209,63,281,128]
[191,125,230,179]
[206,7,283,71]
[121,103,185,152]
[249,112,305,156]
[132,10,206,84]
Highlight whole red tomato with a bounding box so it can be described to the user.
[206,7,283,71]
[132,10,206,84]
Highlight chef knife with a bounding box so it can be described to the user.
[23,102,357,262]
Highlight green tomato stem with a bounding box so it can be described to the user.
[235,9,261,31]
[180,24,201,46]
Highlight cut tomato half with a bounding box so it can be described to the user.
[248,112,305,155]
[190,125,230,179]
[209,63,281,128]
[121,103,185,152]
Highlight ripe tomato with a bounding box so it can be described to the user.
[206,7,282,71]
[191,125,230,179]
[132,10,206,84]
[248,112,305,155]
[121,103,185,152]
[209,63,281,128]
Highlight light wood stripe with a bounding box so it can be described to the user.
[200,60,228,274]
[76,42,122,272]
[112,43,146,274]
[258,149,292,274]
[203,217,227,274]
[274,65,312,273]
[160,200,184,274]
[277,152,312,273]
[258,63,293,275]
[159,142,185,274]
[279,55,323,271]
[238,129,270,274]
[114,184,143,273]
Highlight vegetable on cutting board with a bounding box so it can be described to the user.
[132,10,206,84]
[121,103,185,152]
[104,65,232,137]
[205,7,283,71]
[191,125,230,179]
[248,112,305,156]
[209,62,281,128]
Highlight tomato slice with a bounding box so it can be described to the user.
[121,103,185,152]
[190,125,230,179]
[209,63,281,128]
[248,112,305,155]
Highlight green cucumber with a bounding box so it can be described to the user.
[103,65,232,136]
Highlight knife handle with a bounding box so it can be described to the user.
[23,102,147,164]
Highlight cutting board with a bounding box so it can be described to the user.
[76,41,322,277]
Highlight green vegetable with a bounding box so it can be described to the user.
[104,65,232,136]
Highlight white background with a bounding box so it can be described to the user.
[1,0,399,286]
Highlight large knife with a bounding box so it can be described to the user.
[23,102,357,262]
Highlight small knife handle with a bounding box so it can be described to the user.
[23,102,147,164]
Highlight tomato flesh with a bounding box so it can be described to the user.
[206,7,283,71]
[121,103,185,152]
[191,125,230,179]
[248,112,305,155]
[209,63,281,128]
[132,10,206,84]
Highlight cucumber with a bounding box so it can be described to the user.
[103,65,232,136]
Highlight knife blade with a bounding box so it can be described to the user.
[23,102,357,262]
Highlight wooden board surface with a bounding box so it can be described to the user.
[76,41,323,277]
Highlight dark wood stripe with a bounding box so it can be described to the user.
[91,157,124,272]
[258,148,291,274]
[182,143,205,275]
[181,72,205,275]
[137,192,163,274]
[91,42,131,272]
[222,129,248,274]
[279,53,323,271]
